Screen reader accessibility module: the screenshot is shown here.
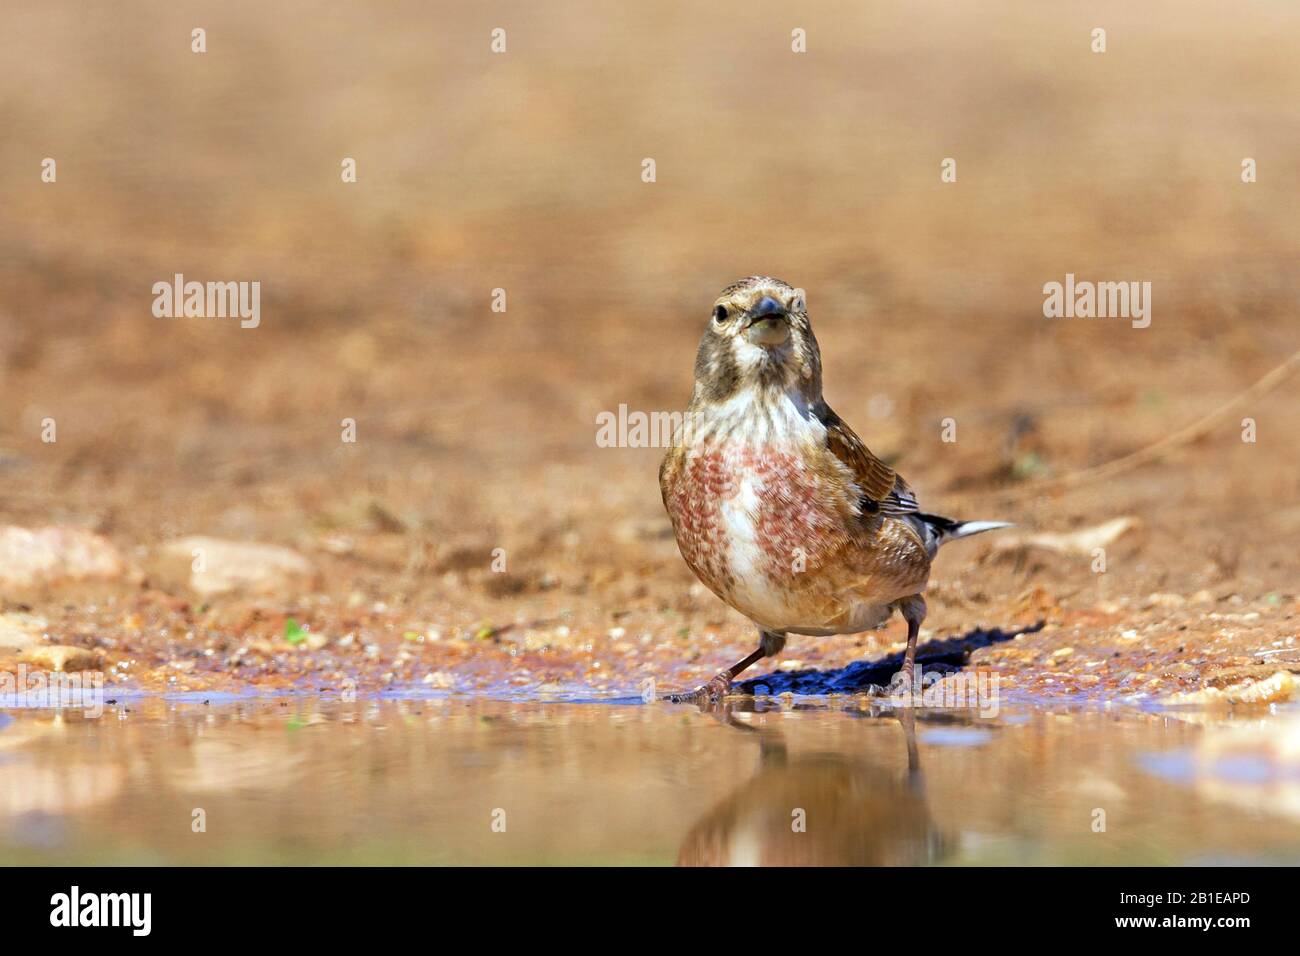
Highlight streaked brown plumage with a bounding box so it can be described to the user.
[660,276,1010,700]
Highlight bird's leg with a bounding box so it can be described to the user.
[670,646,763,703]
[702,645,765,699]
[667,630,785,703]
[896,595,927,698]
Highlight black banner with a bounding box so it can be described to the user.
[1,866,1276,941]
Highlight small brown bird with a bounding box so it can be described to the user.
[660,276,1010,700]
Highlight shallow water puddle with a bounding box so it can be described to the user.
[1,696,1298,865]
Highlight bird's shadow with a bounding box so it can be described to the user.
[735,621,1044,696]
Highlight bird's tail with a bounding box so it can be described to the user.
[915,512,1013,552]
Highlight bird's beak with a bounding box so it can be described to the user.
[743,296,791,347]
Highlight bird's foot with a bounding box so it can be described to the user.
[888,663,921,706]
[663,671,733,704]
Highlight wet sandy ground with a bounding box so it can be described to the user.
[1,4,1297,708]
[2,696,1298,866]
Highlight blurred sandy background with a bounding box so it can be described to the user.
[0,2,1296,696]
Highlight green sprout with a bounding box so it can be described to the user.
[284,618,309,645]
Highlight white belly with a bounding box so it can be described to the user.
[716,474,795,628]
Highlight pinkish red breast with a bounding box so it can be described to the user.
[661,435,857,623]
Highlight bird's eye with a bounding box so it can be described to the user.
[791,296,805,312]
[712,305,729,323]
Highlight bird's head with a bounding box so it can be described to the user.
[692,276,823,406]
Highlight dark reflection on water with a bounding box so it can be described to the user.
[0,696,1298,865]
[678,710,947,866]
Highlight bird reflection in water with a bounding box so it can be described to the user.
[677,707,949,866]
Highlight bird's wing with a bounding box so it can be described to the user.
[818,404,919,517]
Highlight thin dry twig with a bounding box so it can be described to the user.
[994,346,1300,501]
